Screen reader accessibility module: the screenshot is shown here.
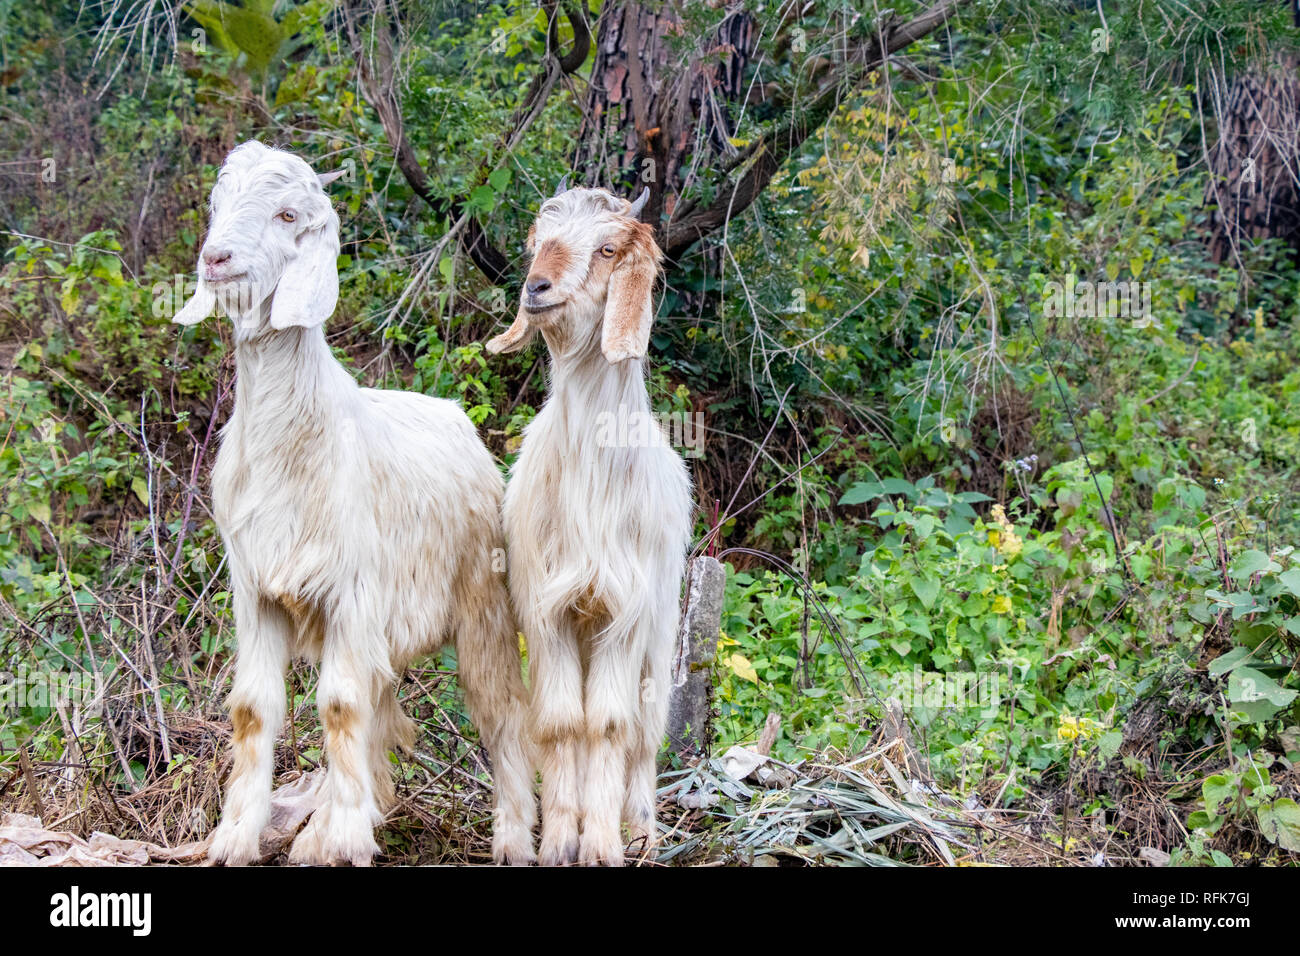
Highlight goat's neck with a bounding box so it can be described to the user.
[546,341,649,428]
[230,306,355,433]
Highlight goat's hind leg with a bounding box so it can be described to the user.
[209,593,290,865]
[455,576,538,865]
[369,685,417,814]
[623,643,670,859]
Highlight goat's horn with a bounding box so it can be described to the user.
[317,169,347,186]
[552,175,570,198]
[627,187,650,220]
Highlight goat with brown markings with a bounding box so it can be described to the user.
[487,185,693,865]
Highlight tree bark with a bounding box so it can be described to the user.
[667,555,726,756]
[573,0,967,264]
[574,2,757,243]
[1204,53,1300,266]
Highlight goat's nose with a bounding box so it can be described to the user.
[202,247,233,267]
[526,276,552,296]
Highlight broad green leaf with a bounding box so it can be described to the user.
[1228,667,1297,722]
[1257,798,1300,851]
[1202,774,1235,816]
[131,476,150,506]
[1278,567,1300,597]
[910,576,940,610]
[1229,549,1279,579]
[1208,645,1252,678]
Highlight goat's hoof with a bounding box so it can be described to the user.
[289,807,379,866]
[207,819,262,866]
[578,830,626,867]
[538,830,579,867]
[492,826,537,866]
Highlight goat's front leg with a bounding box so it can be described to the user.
[209,592,290,865]
[290,625,387,866]
[579,633,641,866]
[532,621,585,866]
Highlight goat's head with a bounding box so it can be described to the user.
[486,185,659,363]
[174,141,344,332]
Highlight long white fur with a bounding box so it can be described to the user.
[177,141,535,866]
[486,187,693,865]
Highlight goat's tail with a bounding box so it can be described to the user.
[453,543,538,865]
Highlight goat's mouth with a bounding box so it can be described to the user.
[523,301,563,316]
[204,271,247,286]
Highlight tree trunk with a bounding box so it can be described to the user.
[573,2,756,246]
[666,555,726,756]
[1205,54,1300,265]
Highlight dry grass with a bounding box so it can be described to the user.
[1,695,1101,867]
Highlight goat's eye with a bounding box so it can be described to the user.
[600,243,616,258]
[277,210,297,223]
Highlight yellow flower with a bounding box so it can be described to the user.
[1058,715,1103,741]
[991,594,1012,614]
[989,504,1023,558]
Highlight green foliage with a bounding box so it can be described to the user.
[2,0,1299,864]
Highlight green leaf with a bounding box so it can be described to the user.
[1097,729,1123,762]
[131,476,150,506]
[840,478,913,505]
[910,576,940,610]
[1208,646,1252,678]
[467,183,497,213]
[1228,667,1297,722]
[1257,798,1300,851]
[1202,774,1235,816]
[1229,549,1279,580]
[1278,568,1300,598]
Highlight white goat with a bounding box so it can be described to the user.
[486,186,693,865]
[174,141,535,866]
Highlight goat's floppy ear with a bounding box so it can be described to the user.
[173,281,217,326]
[486,224,538,354]
[601,225,659,364]
[485,306,535,354]
[269,223,340,330]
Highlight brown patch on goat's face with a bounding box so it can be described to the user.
[533,238,573,276]
[525,239,574,312]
